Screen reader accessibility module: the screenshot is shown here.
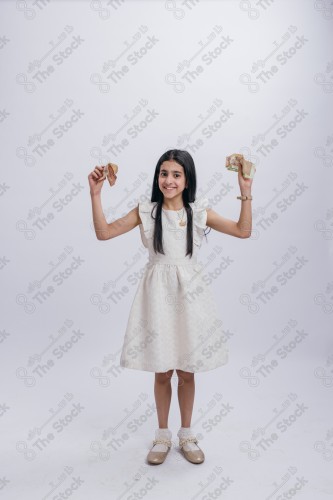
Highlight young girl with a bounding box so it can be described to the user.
[88,149,253,465]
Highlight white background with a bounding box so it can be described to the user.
[0,0,333,498]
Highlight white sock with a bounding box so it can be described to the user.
[177,426,200,451]
[151,428,172,452]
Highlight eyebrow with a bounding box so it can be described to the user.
[160,169,183,173]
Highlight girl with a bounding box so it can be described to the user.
[88,149,253,465]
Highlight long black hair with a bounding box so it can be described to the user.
[149,149,210,258]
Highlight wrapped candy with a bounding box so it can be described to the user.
[225,154,256,179]
[97,162,118,186]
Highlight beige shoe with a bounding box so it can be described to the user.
[179,436,205,464]
[147,437,172,465]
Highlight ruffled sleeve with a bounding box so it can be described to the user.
[138,198,156,248]
[190,197,211,247]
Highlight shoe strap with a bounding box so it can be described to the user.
[153,438,172,448]
[179,436,198,447]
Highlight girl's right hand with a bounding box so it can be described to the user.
[88,165,105,196]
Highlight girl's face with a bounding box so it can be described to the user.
[158,160,187,199]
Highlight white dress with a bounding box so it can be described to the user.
[119,197,229,373]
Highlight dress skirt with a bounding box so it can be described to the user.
[119,197,229,373]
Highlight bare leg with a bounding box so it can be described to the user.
[176,369,195,427]
[154,370,174,428]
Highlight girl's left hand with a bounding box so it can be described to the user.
[238,165,253,194]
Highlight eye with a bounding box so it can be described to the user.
[159,172,181,177]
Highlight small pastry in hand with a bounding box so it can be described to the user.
[225,154,256,179]
[98,162,118,186]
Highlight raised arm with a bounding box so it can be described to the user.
[88,165,141,241]
[206,166,253,238]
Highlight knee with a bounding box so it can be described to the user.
[155,369,174,384]
[176,369,194,383]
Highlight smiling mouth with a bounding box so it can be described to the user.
[164,187,176,190]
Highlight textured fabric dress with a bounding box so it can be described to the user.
[119,197,229,373]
